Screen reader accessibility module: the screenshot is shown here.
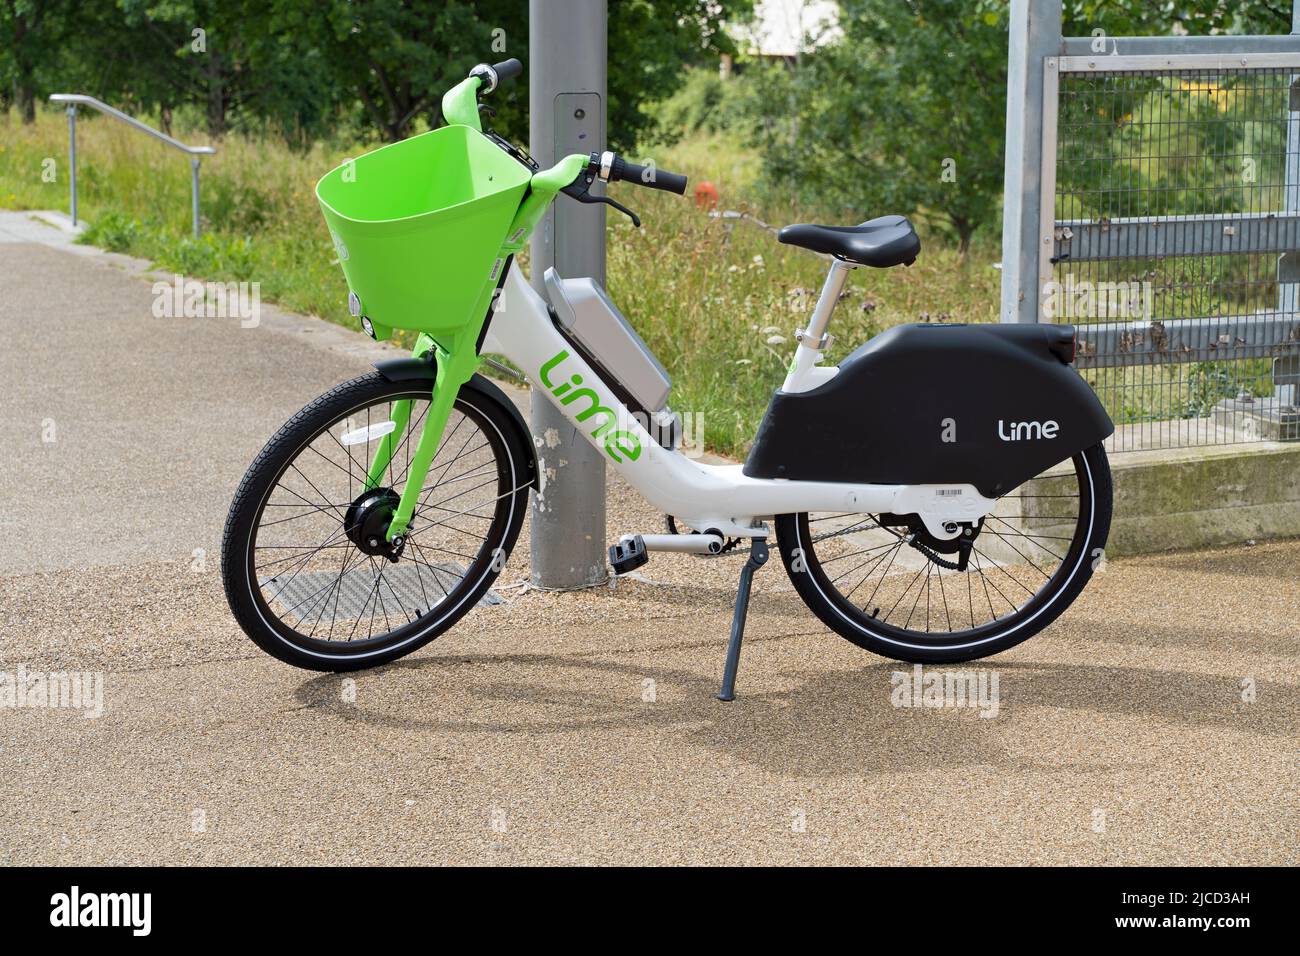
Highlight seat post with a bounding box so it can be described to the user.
[782,258,854,393]
[803,258,853,342]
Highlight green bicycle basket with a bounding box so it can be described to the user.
[316,124,532,340]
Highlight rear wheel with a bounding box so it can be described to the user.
[775,443,1111,663]
[221,372,534,671]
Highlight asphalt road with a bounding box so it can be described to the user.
[0,213,1295,865]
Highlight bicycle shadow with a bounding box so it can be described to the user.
[293,640,1293,778]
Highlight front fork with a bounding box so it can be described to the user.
[365,327,482,542]
[360,152,591,541]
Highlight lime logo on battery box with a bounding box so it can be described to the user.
[998,419,1060,441]
[539,350,642,463]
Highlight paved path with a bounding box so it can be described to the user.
[0,212,1295,865]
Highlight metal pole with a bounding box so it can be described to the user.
[528,0,609,589]
[66,105,77,226]
[190,157,201,238]
[999,0,1062,323]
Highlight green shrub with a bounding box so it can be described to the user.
[651,68,750,145]
[79,210,141,252]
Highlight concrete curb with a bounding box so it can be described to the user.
[1109,441,1300,555]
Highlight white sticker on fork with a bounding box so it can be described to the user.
[340,420,397,446]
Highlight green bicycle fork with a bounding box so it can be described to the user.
[363,327,483,542]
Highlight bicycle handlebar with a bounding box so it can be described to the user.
[603,152,688,195]
[470,58,523,95]
[492,58,523,83]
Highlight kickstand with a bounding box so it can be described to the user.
[717,537,769,702]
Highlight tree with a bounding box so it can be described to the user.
[0,0,77,123]
[608,0,747,149]
[1061,1,1288,36]
[109,0,338,139]
[3,0,749,146]
[290,0,523,144]
[746,0,1008,254]
[300,0,748,146]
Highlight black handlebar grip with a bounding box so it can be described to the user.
[615,158,689,195]
[492,58,523,83]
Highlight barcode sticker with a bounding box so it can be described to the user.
[935,488,963,497]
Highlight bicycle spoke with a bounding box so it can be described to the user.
[288,463,349,520]
[254,541,351,573]
[408,539,452,599]
[838,542,904,596]
[971,546,1037,598]
[819,540,903,566]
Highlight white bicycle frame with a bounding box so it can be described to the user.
[482,260,998,546]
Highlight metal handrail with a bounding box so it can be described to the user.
[48,94,217,238]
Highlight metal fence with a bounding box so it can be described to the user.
[1001,2,1300,454]
[1045,55,1300,451]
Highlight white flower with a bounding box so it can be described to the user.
[765,335,786,345]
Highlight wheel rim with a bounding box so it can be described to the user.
[793,452,1096,648]
[245,391,515,653]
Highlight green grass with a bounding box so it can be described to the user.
[0,109,1002,457]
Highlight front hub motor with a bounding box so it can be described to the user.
[344,487,405,557]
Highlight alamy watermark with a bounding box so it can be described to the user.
[890,664,1000,718]
[1042,273,1153,321]
[151,274,260,328]
[0,664,105,718]
[50,886,150,936]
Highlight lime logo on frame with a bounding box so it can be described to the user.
[539,350,642,463]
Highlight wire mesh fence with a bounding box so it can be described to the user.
[1049,63,1300,452]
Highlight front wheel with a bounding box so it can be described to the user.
[221,372,534,671]
[776,443,1112,664]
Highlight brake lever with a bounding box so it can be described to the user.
[561,173,641,227]
[593,193,641,227]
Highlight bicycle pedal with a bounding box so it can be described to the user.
[609,535,649,575]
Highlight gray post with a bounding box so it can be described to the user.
[999,0,1062,323]
[528,0,608,588]
[66,105,77,226]
[190,157,202,238]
